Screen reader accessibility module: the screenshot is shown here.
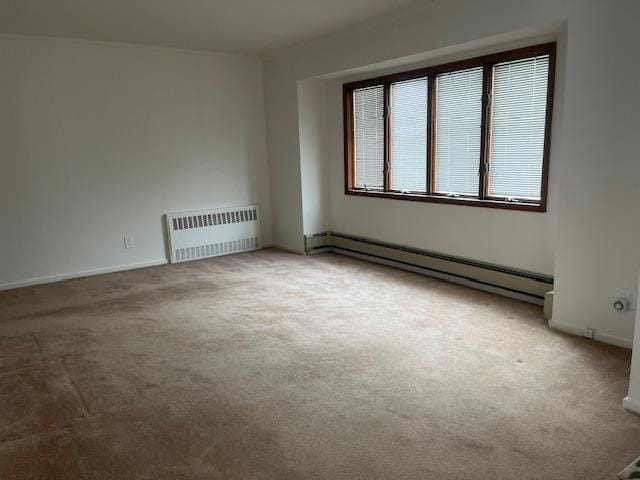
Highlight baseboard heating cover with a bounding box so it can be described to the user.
[166,205,261,263]
[304,232,553,304]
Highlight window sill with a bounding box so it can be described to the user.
[345,189,546,212]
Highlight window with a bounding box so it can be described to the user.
[434,67,483,196]
[353,86,385,189]
[390,77,428,192]
[343,43,555,211]
[489,56,549,200]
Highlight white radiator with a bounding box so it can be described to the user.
[165,205,261,263]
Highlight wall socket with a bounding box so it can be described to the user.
[583,328,595,339]
[124,236,135,249]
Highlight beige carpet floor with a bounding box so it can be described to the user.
[0,248,639,479]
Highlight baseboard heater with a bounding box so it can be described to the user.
[165,205,261,263]
[305,232,553,305]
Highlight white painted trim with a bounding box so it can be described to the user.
[549,320,633,349]
[547,320,586,339]
[0,259,168,291]
[623,396,640,415]
[328,247,544,306]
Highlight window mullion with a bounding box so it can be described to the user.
[427,76,436,195]
[478,64,493,200]
[345,88,355,191]
[383,83,391,192]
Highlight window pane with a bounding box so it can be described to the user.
[435,67,483,196]
[353,85,384,189]
[489,55,549,200]
[390,77,428,192]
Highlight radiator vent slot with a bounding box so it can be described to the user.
[175,237,260,262]
[165,205,261,264]
[171,208,258,231]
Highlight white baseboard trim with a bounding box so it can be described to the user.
[548,320,633,349]
[623,396,640,415]
[0,258,168,291]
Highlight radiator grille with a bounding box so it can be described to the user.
[175,237,260,262]
[171,208,258,231]
[165,205,260,263]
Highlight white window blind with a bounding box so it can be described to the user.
[353,86,384,189]
[435,67,483,196]
[390,77,428,192]
[489,55,549,200]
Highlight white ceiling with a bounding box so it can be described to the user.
[0,0,419,54]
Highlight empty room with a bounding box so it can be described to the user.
[2,0,640,479]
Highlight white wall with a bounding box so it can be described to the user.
[0,35,272,288]
[263,67,304,252]
[263,0,640,346]
[625,275,640,413]
[297,80,330,235]
[549,1,640,347]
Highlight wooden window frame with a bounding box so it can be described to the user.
[343,42,556,212]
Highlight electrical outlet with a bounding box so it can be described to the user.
[583,328,595,339]
[124,236,134,249]
[615,288,637,311]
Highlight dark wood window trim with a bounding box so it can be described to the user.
[343,42,556,212]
